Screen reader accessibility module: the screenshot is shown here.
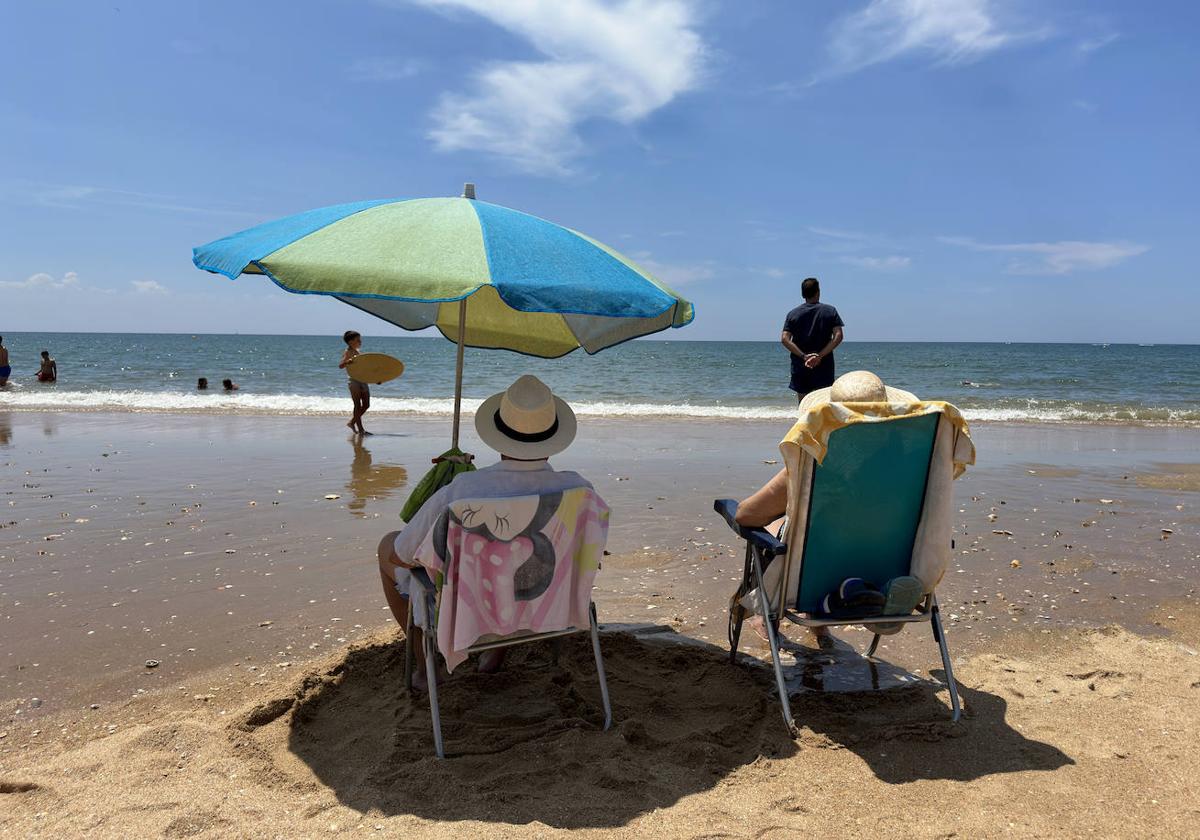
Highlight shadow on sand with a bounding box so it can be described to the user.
[280,629,1071,829]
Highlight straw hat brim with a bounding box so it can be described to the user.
[475,392,577,459]
[798,385,919,412]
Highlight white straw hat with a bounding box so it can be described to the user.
[799,370,918,411]
[475,375,577,459]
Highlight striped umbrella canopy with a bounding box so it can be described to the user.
[192,186,694,445]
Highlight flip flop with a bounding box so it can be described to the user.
[874,575,924,635]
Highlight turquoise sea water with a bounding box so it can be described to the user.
[1,332,1198,424]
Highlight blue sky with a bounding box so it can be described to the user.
[2,0,1197,343]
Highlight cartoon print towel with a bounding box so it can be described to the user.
[414,486,610,671]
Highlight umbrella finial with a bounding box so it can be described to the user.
[461,183,476,200]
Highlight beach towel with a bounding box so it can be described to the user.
[412,486,609,671]
[400,447,476,523]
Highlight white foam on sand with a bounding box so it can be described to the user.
[3,389,1198,425]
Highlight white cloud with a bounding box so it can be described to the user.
[1077,32,1119,54]
[1073,98,1097,112]
[941,236,1148,274]
[0,271,81,290]
[631,252,715,287]
[841,255,912,271]
[346,57,426,81]
[411,0,706,175]
[823,0,1046,78]
[131,280,168,295]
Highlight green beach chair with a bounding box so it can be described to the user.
[715,407,970,736]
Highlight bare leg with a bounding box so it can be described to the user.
[359,388,371,435]
[378,532,444,688]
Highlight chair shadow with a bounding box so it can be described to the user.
[766,633,1074,784]
[283,631,798,830]
[279,628,1072,828]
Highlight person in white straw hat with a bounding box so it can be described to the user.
[376,375,594,681]
[474,374,577,460]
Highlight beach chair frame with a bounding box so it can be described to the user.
[402,567,613,759]
[713,415,962,737]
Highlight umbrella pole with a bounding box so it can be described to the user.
[451,297,467,449]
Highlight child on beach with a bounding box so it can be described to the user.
[36,350,56,383]
[338,330,371,435]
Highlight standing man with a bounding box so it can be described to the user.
[781,277,844,402]
[0,336,10,386]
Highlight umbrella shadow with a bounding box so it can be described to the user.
[281,631,798,829]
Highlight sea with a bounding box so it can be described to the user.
[1,332,1198,425]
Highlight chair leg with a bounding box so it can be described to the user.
[729,544,752,662]
[931,597,962,722]
[403,604,414,692]
[866,633,881,658]
[751,549,797,737]
[423,629,445,758]
[589,603,613,731]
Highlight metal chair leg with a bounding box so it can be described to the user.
[423,629,445,758]
[931,597,962,722]
[751,549,797,737]
[589,603,613,731]
[866,633,881,658]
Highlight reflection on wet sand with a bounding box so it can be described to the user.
[0,413,11,447]
[347,437,409,516]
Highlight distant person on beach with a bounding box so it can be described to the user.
[781,277,844,402]
[0,336,10,386]
[338,330,371,436]
[222,378,239,391]
[376,375,607,685]
[197,377,209,390]
[36,350,57,383]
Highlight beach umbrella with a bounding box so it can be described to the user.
[192,185,694,447]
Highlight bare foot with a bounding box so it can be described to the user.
[361,429,373,436]
[477,648,507,673]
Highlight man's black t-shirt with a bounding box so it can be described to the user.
[783,302,844,395]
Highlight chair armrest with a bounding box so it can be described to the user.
[713,498,787,559]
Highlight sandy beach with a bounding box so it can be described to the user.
[2,411,1198,837]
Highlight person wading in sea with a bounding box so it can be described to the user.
[781,277,844,402]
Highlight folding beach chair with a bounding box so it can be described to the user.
[714,405,974,736]
[401,488,613,758]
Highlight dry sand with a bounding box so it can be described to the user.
[1,614,1198,838]
[2,412,1199,837]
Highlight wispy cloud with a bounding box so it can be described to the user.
[840,255,912,271]
[346,57,426,82]
[409,0,706,175]
[631,252,716,287]
[941,236,1148,274]
[131,280,168,295]
[1073,98,1098,113]
[1076,32,1119,55]
[0,271,82,290]
[821,0,1048,79]
[14,182,259,218]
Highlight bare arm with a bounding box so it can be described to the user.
[735,467,788,527]
[805,325,844,369]
[780,330,806,359]
[338,348,355,369]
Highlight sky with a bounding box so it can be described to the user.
[2,0,1198,343]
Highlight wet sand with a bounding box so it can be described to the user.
[1,411,1199,837]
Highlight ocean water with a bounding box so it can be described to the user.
[1,332,1198,425]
